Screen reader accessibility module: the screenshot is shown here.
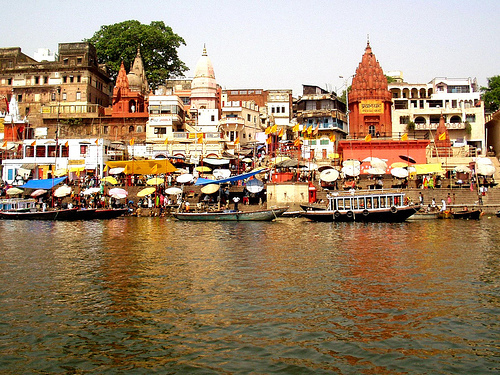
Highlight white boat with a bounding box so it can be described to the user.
[173,207,288,221]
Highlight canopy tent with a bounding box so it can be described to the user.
[412,163,444,175]
[20,177,67,190]
[195,168,266,186]
[105,160,177,175]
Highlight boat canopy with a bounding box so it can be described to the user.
[195,169,266,186]
[20,177,67,190]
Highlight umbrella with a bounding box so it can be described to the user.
[391,162,408,168]
[54,185,72,197]
[31,189,47,197]
[137,187,156,197]
[341,165,360,177]
[165,187,183,195]
[146,177,165,185]
[108,188,128,199]
[109,167,125,175]
[399,155,416,164]
[366,157,387,170]
[245,178,265,193]
[367,167,386,175]
[475,157,493,165]
[195,166,212,173]
[176,173,194,184]
[343,159,361,168]
[213,169,231,180]
[6,187,23,195]
[320,169,340,182]
[201,184,220,194]
[454,165,471,173]
[53,168,68,177]
[82,187,100,195]
[391,167,409,178]
[242,158,253,163]
[318,165,334,172]
[102,176,118,185]
[477,164,496,176]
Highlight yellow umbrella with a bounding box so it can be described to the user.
[146,177,164,185]
[6,187,23,195]
[201,184,220,194]
[390,162,408,168]
[137,187,156,197]
[101,176,118,185]
[195,166,212,172]
[54,168,68,177]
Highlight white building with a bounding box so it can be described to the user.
[389,77,485,151]
[220,99,261,151]
[2,138,119,184]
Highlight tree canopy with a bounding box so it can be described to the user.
[482,75,500,113]
[86,20,188,90]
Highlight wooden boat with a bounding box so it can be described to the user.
[172,207,288,221]
[299,204,326,211]
[301,191,419,223]
[407,210,439,220]
[92,208,128,219]
[0,198,37,212]
[0,208,78,220]
[451,209,482,220]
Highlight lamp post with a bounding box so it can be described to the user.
[339,75,354,135]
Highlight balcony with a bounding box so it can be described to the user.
[41,103,104,118]
[220,116,245,126]
[415,122,467,130]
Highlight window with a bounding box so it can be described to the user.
[80,145,88,155]
[400,116,409,124]
[247,114,251,121]
[320,139,329,145]
[17,94,22,103]
[63,58,69,65]
[271,107,275,113]
[62,76,67,83]
[77,75,81,83]
[7,78,12,85]
[44,76,48,84]
[154,127,167,134]
[103,126,108,134]
[129,125,134,133]
[211,115,215,122]
[34,76,40,84]
[77,57,82,65]
[51,92,56,101]
[76,92,81,100]
[369,125,376,136]
[62,93,67,101]
[466,114,476,123]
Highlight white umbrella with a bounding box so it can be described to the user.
[213,169,231,180]
[82,187,101,195]
[391,167,409,178]
[109,167,125,175]
[54,185,72,197]
[165,187,183,195]
[454,165,471,173]
[108,188,128,198]
[369,157,387,170]
[320,168,340,182]
[245,178,265,193]
[31,189,47,197]
[176,173,193,184]
[343,159,360,168]
[341,165,360,177]
[476,164,496,176]
[6,187,23,195]
[475,157,493,165]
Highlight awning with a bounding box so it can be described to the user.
[413,163,444,175]
[20,177,67,190]
[195,168,267,186]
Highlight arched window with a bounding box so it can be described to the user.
[415,116,426,124]
[450,115,461,123]
[136,126,144,133]
[369,125,376,136]
[129,125,134,133]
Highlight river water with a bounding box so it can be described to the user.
[0,216,499,374]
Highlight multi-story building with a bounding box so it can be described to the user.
[389,77,485,151]
[0,42,112,140]
[220,99,262,152]
[295,85,347,161]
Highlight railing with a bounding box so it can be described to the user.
[41,104,105,118]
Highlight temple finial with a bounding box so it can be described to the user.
[202,43,207,56]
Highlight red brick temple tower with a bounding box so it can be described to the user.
[433,113,452,156]
[348,41,392,138]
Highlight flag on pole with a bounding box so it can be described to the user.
[234,136,240,145]
[313,124,319,136]
[364,134,372,142]
[329,134,336,143]
[307,125,313,135]
[197,133,204,144]
[401,133,408,141]
[266,136,272,144]
[163,138,168,145]
[2,140,7,147]
[294,138,301,147]
[278,128,284,138]
[292,123,300,132]
[271,124,278,134]
[31,140,36,146]
[64,141,69,147]
[438,132,446,141]
[129,138,135,146]
[265,126,271,135]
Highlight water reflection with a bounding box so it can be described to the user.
[0,218,499,374]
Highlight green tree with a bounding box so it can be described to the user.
[481,75,500,113]
[86,20,188,90]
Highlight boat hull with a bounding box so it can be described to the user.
[301,206,418,223]
[173,207,288,221]
[0,208,127,220]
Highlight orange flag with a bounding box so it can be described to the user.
[294,138,301,147]
[307,125,313,135]
[266,136,272,144]
[364,134,372,142]
[330,134,336,143]
[95,139,99,145]
[234,136,240,145]
[31,140,36,146]
[64,141,69,147]
[265,126,271,135]
[401,133,408,141]
[278,128,284,138]
[197,133,204,144]
[164,138,169,145]
[292,123,300,132]
[313,124,319,136]
[129,138,135,146]
[271,124,278,134]
[438,132,446,141]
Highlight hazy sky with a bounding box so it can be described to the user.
[3,0,499,97]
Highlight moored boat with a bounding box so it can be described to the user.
[438,208,482,220]
[0,208,78,220]
[407,210,439,220]
[301,191,418,222]
[173,207,288,221]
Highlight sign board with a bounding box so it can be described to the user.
[360,100,384,114]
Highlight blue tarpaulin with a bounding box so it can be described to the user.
[20,177,67,190]
[195,169,266,186]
